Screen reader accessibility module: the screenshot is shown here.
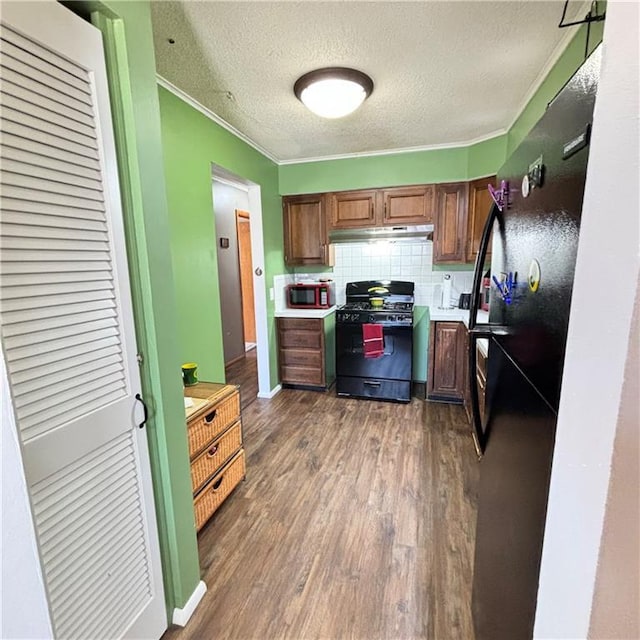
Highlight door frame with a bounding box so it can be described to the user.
[212,169,270,397]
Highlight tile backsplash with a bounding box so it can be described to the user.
[275,242,474,308]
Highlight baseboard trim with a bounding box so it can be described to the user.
[257,384,281,399]
[172,580,207,627]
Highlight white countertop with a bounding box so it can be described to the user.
[428,307,470,322]
[427,307,489,325]
[275,306,337,319]
[427,308,490,355]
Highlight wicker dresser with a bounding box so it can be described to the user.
[184,382,245,531]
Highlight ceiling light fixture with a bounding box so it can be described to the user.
[294,67,374,119]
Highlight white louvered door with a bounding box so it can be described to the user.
[0,3,166,639]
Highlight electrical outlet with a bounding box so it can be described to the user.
[269,287,275,301]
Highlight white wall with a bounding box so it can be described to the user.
[589,288,640,638]
[534,2,640,637]
[1,354,53,639]
[291,241,474,307]
[212,179,251,363]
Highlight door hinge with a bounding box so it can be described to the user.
[136,352,144,366]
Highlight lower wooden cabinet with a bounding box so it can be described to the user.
[277,316,335,389]
[184,382,245,532]
[427,321,468,402]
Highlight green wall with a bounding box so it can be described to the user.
[77,0,200,619]
[279,146,469,195]
[467,134,508,179]
[413,306,429,382]
[158,88,284,387]
[278,135,505,196]
[508,16,605,155]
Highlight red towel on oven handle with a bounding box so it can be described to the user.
[363,323,384,358]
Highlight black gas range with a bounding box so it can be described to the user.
[335,281,414,403]
[335,301,414,326]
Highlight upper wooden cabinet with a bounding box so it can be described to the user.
[466,176,496,264]
[284,179,495,265]
[380,185,434,225]
[282,193,333,266]
[433,182,468,264]
[329,184,435,230]
[329,189,377,229]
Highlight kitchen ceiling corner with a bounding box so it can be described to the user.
[151,0,589,163]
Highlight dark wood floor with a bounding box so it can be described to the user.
[225,348,258,411]
[164,390,479,640]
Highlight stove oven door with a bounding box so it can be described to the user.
[336,323,413,401]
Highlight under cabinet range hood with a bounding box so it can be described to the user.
[328,224,434,244]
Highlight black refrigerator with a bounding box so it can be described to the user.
[467,47,601,640]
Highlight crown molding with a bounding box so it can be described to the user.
[156,74,508,165]
[277,129,508,166]
[156,74,279,164]
[158,7,590,168]
[507,0,593,132]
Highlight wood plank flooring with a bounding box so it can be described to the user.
[225,348,258,410]
[163,390,479,640]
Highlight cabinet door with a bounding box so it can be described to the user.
[283,194,329,266]
[427,321,466,401]
[329,189,378,229]
[466,176,496,264]
[434,183,468,263]
[381,185,435,225]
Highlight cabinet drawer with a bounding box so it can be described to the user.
[194,449,245,531]
[279,329,322,350]
[187,389,240,458]
[277,317,322,332]
[280,364,324,386]
[279,348,322,368]
[190,421,243,494]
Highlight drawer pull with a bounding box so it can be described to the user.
[212,476,224,492]
[207,445,219,458]
[204,409,217,424]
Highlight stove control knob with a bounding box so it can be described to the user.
[369,314,376,323]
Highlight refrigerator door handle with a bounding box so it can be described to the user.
[469,201,500,331]
[468,200,501,457]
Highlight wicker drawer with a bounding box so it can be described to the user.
[187,389,240,458]
[190,421,242,494]
[194,449,246,531]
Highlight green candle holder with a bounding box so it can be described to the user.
[182,362,198,387]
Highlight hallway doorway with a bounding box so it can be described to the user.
[212,165,270,408]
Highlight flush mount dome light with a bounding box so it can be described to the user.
[294,67,374,119]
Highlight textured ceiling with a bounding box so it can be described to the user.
[151,1,587,162]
